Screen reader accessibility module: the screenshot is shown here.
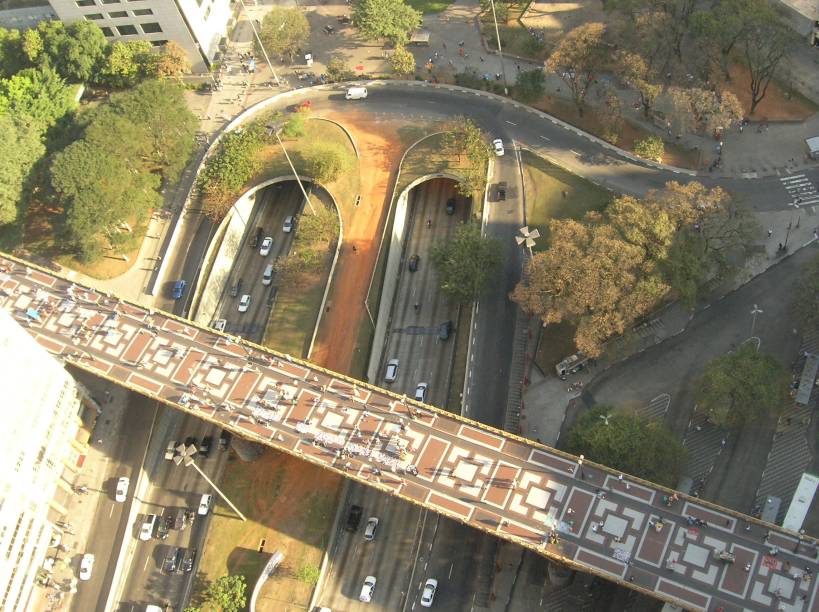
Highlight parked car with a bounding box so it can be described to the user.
[384,358,399,383]
[115,476,129,503]
[79,553,94,581]
[162,547,182,574]
[198,493,213,516]
[359,575,377,603]
[493,138,505,156]
[421,578,438,607]
[184,436,197,450]
[156,513,171,540]
[259,236,273,256]
[445,197,456,215]
[199,436,212,457]
[345,504,363,532]
[414,383,428,403]
[219,430,231,451]
[251,226,263,248]
[364,517,379,541]
[182,548,197,573]
[172,280,186,300]
[140,515,157,541]
[283,216,295,233]
[238,294,251,313]
[408,254,420,272]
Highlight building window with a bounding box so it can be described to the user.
[76,0,95,5]
[101,26,113,36]
[150,39,168,47]
[140,22,162,33]
[108,10,127,16]
[85,12,103,19]
[101,0,120,4]
[204,5,211,19]
[116,24,138,35]
[132,8,152,15]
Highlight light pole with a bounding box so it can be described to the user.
[174,445,247,521]
[577,454,584,480]
[599,414,611,426]
[487,0,509,95]
[265,122,317,215]
[515,226,540,259]
[750,304,763,336]
[236,0,281,87]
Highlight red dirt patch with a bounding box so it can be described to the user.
[718,62,816,121]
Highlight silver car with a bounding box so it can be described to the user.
[238,294,251,313]
[384,358,399,382]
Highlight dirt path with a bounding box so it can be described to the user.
[309,113,407,376]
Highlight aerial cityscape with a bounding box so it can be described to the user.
[0,0,818,610]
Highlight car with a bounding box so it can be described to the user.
[345,504,363,532]
[171,507,190,530]
[283,216,295,233]
[445,197,456,215]
[219,429,231,451]
[359,575,377,603]
[230,279,242,298]
[156,514,171,540]
[363,517,379,541]
[238,294,251,313]
[438,320,453,341]
[162,547,182,574]
[140,515,157,541]
[250,226,263,248]
[184,436,198,450]
[384,358,399,383]
[182,548,197,573]
[198,493,213,516]
[259,236,273,256]
[408,254,420,272]
[164,440,178,461]
[172,280,186,300]
[414,383,428,403]
[496,181,507,201]
[212,318,227,332]
[420,578,438,607]
[79,553,94,581]
[493,138,505,156]
[115,476,129,503]
[199,436,212,457]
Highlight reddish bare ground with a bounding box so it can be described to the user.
[719,63,816,121]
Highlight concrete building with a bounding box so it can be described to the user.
[46,0,234,72]
[775,0,819,41]
[0,310,88,612]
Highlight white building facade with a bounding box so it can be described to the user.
[46,0,234,73]
[0,310,86,612]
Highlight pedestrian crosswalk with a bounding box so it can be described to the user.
[682,413,727,490]
[780,174,819,208]
[639,393,670,421]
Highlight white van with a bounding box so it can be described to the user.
[198,493,213,515]
[140,514,157,541]
[345,86,368,100]
[262,264,274,286]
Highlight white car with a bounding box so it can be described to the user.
[421,578,438,607]
[198,493,213,516]
[359,575,376,603]
[384,358,399,383]
[414,383,428,403]
[238,294,251,313]
[79,553,94,581]
[364,517,379,541]
[493,139,505,156]
[139,514,157,541]
[115,476,129,503]
[283,216,295,233]
[259,236,273,256]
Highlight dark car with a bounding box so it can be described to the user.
[182,548,197,573]
[408,254,420,272]
[156,513,171,540]
[162,547,183,574]
[345,504,363,532]
[445,197,456,215]
[497,182,507,201]
[199,436,212,458]
[438,320,453,341]
[184,436,197,451]
[219,430,231,451]
[172,280,186,300]
[230,279,242,298]
[251,226,263,248]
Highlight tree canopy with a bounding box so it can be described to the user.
[0,115,44,225]
[441,118,492,196]
[513,68,546,103]
[303,141,354,183]
[0,66,76,131]
[258,7,310,62]
[565,405,686,487]
[390,45,416,76]
[352,0,422,45]
[203,575,247,612]
[430,221,502,304]
[545,23,607,115]
[695,343,789,429]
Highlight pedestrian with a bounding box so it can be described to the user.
[813,229,818,240]
[352,244,357,253]
[768,228,773,238]
[480,55,484,62]
[442,41,447,49]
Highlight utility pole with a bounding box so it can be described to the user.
[487,0,509,95]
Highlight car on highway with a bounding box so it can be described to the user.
[363,517,379,541]
[421,578,438,607]
[238,294,251,313]
[115,476,129,502]
[414,383,428,403]
[162,547,182,574]
[172,280,186,300]
[345,504,363,532]
[198,493,213,516]
[79,553,94,581]
[164,440,178,461]
[408,254,420,272]
[199,436,212,457]
[219,429,231,451]
[496,182,507,201]
[446,197,456,215]
[384,358,399,383]
[283,216,295,233]
[184,436,198,450]
[182,548,197,573]
[259,236,273,256]
[140,515,157,541]
[359,575,376,603]
[251,226,263,248]
[438,320,453,341]
[156,513,171,540]
[493,138,505,156]
[212,318,227,332]
[230,279,242,298]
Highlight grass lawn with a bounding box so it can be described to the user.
[445,306,470,413]
[194,450,341,610]
[263,272,326,357]
[407,0,452,13]
[521,150,612,248]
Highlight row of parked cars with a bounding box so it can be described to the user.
[162,546,197,574]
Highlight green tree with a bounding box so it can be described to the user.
[325,57,354,82]
[695,343,789,429]
[795,254,819,329]
[36,20,108,83]
[565,405,686,487]
[0,67,77,131]
[296,563,321,586]
[258,7,309,62]
[0,27,24,78]
[613,50,661,118]
[352,0,422,45]
[21,28,43,65]
[633,136,664,162]
[513,68,545,103]
[99,40,155,88]
[545,23,607,116]
[0,115,44,225]
[430,221,502,304]
[441,118,492,196]
[203,574,247,612]
[743,17,791,114]
[390,45,416,76]
[154,41,190,78]
[281,110,307,138]
[599,89,623,144]
[303,141,354,183]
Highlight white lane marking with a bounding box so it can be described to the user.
[449,562,454,579]
[505,121,517,126]
[142,555,150,572]
[539,135,550,141]
[570,149,581,156]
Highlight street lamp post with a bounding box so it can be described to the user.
[265,123,317,215]
[577,454,584,480]
[174,446,247,521]
[236,0,281,87]
[515,226,540,259]
[487,0,509,95]
[750,304,763,336]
